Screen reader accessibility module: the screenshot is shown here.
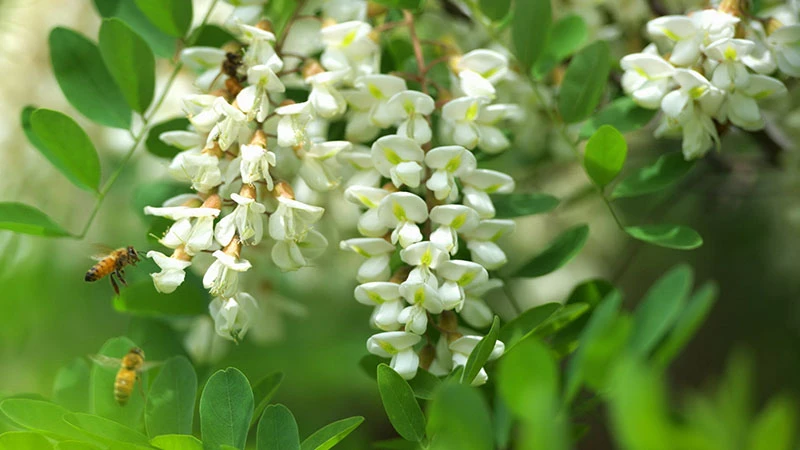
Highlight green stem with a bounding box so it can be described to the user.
[75,0,220,239]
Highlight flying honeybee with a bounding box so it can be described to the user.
[84,246,140,295]
[90,347,160,406]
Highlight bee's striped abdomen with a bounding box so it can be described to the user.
[85,258,114,282]
[114,369,136,406]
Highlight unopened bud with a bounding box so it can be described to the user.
[766,18,784,35]
[222,236,242,259]
[302,59,325,79]
[250,129,268,147]
[418,344,436,370]
[381,182,399,193]
[202,142,224,158]
[718,0,750,17]
[439,311,459,333]
[239,184,257,199]
[256,20,273,33]
[448,55,462,73]
[390,266,412,283]
[171,246,192,261]
[367,2,388,17]
[202,193,222,209]
[274,181,295,199]
[181,197,203,208]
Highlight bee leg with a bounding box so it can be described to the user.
[137,373,147,402]
[116,268,128,287]
[109,273,120,296]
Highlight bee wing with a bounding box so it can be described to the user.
[88,354,122,370]
[139,360,165,372]
[89,243,116,260]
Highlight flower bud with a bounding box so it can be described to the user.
[256,20,273,33]
[418,344,436,370]
[239,184,257,200]
[302,59,325,79]
[222,236,242,259]
[274,181,295,199]
[367,2,388,17]
[202,193,222,210]
[439,310,459,333]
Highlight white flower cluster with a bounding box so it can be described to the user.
[339,43,518,383]
[143,17,339,343]
[621,3,800,159]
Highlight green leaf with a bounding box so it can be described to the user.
[581,314,633,391]
[498,302,561,351]
[25,108,101,193]
[407,369,441,400]
[611,152,694,199]
[558,40,611,123]
[52,358,90,413]
[49,28,131,129]
[0,399,88,441]
[200,367,254,450]
[480,0,511,21]
[371,0,425,12]
[265,0,299,38]
[533,303,590,337]
[747,397,797,450]
[372,438,418,450]
[192,24,238,48]
[250,372,285,428]
[257,404,300,450]
[584,125,627,188]
[608,359,672,450]
[64,412,149,445]
[512,0,551,71]
[93,0,177,58]
[497,338,567,450]
[628,264,693,356]
[625,224,703,250]
[134,0,192,37]
[461,316,500,385]
[515,224,589,277]
[376,364,426,443]
[551,279,614,356]
[55,441,103,450]
[653,282,718,368]
[491,193,559,218]
[300,416,364,450]
[0,431,53,450]
[533,14,588,78]
[0,203,70,237]
[564,290,622,401]
[145,356,197,437]
[579,97,658,139]
[114,271,209,316]
[90,337,146,429]
[427,383,493,450]
[99,18,155,114]
[358,355,383,380]
[145,118,190,158]
[150,434,203,450]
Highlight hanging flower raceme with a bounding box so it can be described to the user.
[331,32,526,383]
[142,18,347,347]
[621,2,798,159]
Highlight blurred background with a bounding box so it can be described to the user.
[0,0,799,448]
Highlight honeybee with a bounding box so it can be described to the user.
[210,46,246,97]
[84,246,140,295]
[90,347,161,406]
